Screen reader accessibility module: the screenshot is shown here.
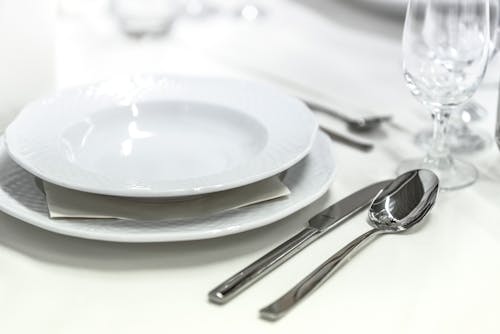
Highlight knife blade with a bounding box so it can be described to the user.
[208,179,391,305]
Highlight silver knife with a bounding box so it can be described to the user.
[208,180,391,305]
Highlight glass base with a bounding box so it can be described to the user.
[415,127,492,154]
[396,157,477,191]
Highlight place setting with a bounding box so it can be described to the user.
[1,0,500,331]
[0,70,442,320]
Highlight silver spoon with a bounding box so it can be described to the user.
[260,169,439,321]
[304,100,392,133]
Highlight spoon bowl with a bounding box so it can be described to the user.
[368,169,439,232]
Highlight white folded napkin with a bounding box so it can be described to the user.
[44,177,290,221]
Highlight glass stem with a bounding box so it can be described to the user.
[427,107,453,167]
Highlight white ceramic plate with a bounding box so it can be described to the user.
[5,75,318,197]
[0,132,335,242]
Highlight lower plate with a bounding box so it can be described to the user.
[0,132,335,242]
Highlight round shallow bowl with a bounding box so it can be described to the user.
[6,74,317,197]
[0,132,335,242]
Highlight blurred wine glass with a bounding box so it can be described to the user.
[496,79,500,150]
[183,0,265,21]
[110,0,183,38]
[235,2,265,21]
[487,0,500,77]
[459,0,499,115]
[398,0,490,190]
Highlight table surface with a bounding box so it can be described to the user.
[1,1,499,333]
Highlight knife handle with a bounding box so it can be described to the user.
[208,227,320,304]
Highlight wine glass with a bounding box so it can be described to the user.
[414,0,499,154]
[398,0,490,190]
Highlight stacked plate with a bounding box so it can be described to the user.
[0,74,335,242]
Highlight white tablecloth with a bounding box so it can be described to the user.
[1,1,499,333]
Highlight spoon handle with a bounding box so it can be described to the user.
[260,228,382,321]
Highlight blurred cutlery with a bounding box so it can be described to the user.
[320,126,374,152]
[304,99,392,133]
